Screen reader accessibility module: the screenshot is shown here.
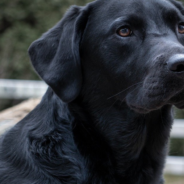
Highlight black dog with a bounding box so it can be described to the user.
[1,0,184,183]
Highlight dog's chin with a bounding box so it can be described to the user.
[126,90,184,114]
[127,101,166,114]
[174,102,184,109]
[128,104,152,114]
[124,88,168,113]
[125,95,165,114]
[169,91,184,109]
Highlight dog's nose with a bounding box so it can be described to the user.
[167,54,184,73]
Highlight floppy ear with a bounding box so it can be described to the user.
[28,6,89,102]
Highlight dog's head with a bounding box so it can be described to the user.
[29,0,184,114]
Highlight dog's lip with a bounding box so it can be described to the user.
[129,104,150,114]
[172,100,184,109]
[125,80,184,113]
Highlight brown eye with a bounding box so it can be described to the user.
[178,23,184,34]
[117,27,132,37]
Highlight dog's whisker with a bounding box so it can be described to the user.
[102,99,118,115]
[118,86,141,104]
[107,81,143,100]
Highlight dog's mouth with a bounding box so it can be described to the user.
[125,79,184,114]
[168,91,184,109]
[173,101,184,109]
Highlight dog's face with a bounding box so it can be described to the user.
[80,0,184,113]
[29,0,184,114]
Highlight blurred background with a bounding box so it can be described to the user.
[0,0,183,183]
[0,0,91,110]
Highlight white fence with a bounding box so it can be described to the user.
[165,156,184,175]
[165,119,184,175]
[0,79,183,176]
[0,79,47,99]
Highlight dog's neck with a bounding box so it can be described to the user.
[69,91,173,181]
[38,88,173,182]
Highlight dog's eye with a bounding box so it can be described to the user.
[117,27,132,37]
[178,23,184,34]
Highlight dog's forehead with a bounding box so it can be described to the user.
[91,0,180,23]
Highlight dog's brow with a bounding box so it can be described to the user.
[165,9,178,17]
[113,15,144,27]
[162,8,181,21]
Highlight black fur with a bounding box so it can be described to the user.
[1,0,184,183]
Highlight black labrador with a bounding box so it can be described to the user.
[0,0,184,183]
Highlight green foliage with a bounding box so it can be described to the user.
[170,138,184,156]
[0,0,92,110]
[172,107,184,156]
[0,0,91,80]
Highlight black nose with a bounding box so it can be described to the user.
[167,54,184,72]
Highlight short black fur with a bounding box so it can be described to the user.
[1,0,184,183]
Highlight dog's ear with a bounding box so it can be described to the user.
[28,6,89,102]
